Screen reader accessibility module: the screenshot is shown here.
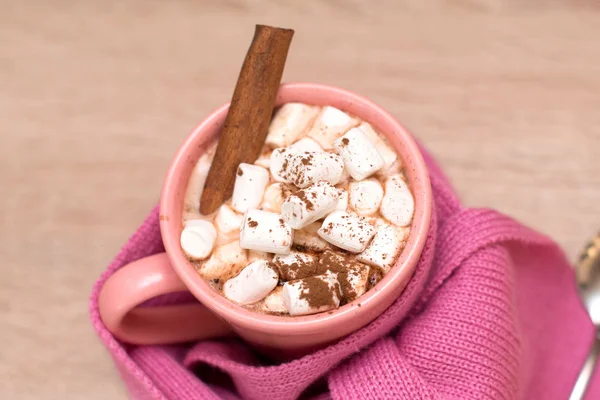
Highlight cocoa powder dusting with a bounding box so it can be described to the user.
[316,250,364,304]
[298,276,336,308]
[281,158,289,175]
[247,218,258,228]
[316,250,346,275]
[296,189,315,211]
[300,155,313,166]
[274,254,317,281]
[237,167,244,176]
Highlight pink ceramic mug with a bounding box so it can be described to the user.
[98,82,432,353]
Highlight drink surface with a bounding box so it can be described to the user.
[180,103,414,316]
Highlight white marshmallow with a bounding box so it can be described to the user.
[239,209,293,254]
[180,220,217,260]
[223,260,279,305]
[307,106,356,149]
[334,127,385,181]
[269,138,324,183]
[214,204,243,235]
[183,219,213,229]
[285,151,345,188]
[254,153,271,169]
[358,122,398,170]
[213,204,243,245]
[293,222,329,252]
[273,251,318,281]
[338,167,351,184]
[248,250,270,263]
[349,179,384,216]
[260,183,293,214]
[281,181,340,229]
[318,211,376,253]
[231,163,270,213]
[266,103,319,148]
[282,272,341,316]
[380,175,414,227]
[199,240,248,280]
[289,137,323,153]
[260,286,288,314]
[335,189,349,211]
[269,148,293,183]
[215,231,238,246]
[357,224,409,273]
[183,146,215,220]
[379,159,402,177]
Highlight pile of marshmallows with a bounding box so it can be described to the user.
[181,104,414,316]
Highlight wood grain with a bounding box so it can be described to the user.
[1,1,599,398]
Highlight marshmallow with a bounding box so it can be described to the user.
[349,179,384,216]
[254,152,271,169]
[281,181,340,229]
[223,260,279,305]
[269,138,325,183]
[260,183,294,214]
[343,263,371,302]
[358,122,398,170]
[380,159,402,177]
[293,222,329,252]
[289,137,323,153]
[357,224,409,273]
[315,250,371,303]
[285,151,345,188]
[307,106,356,149]
[199,240,248,280]
[215,232,237,246]
[273,251,318,281]
[335,189,349,211]
[338,167,351,184]
[183,147,215,220]
[248,250,269,263]
[282,272,341,316]
[260,287,288,314]
[184,219,213,228]
[317,211,376,253]
[266,103,319,148]
[269,148,293,183]
[231,163,270,213]
[215,204,243,236]
[334,127,385,181]
[380,175,414,227]
[180,220,217,260]
[239,209,293,254]
[214,204,243,245]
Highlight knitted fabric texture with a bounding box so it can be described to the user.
[89,147,600,399]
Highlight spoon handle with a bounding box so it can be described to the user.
[569,333,600,400]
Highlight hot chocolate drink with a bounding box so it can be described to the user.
[180,103,414,316]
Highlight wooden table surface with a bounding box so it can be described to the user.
[2,1,599,398]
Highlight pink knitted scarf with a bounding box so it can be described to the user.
[89,146,599,399]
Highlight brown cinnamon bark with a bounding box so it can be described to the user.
[200,25,294,215]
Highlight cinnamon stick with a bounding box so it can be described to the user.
[200,25,294,215]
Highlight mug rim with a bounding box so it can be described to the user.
[159,82,432,335]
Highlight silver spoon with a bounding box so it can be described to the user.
[570,233,600,400]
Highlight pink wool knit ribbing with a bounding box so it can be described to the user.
[89,147,600,400]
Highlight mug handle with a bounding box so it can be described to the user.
[98,252,232,345]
